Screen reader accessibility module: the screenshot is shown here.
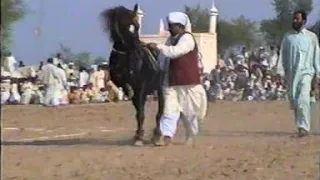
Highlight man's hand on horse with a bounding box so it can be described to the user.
[147,43,159,50]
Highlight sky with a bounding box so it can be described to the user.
[11,0,320,65]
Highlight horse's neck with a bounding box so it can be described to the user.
[113,42,126,51]
[114,29,141,50]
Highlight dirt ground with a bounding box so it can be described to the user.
[2,101,320,180]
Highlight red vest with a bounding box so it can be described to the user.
[169,33,201,86]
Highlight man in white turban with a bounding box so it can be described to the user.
[148,12,207,146]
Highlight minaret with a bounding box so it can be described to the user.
[137,5,144,35]
[209,0,218,34]
[159,19,165,35]
[159,18,170,36]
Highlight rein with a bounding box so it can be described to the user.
[112,48,127,55]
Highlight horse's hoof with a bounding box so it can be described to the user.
[185,137,195,146]
[151,136,160,143]
[154,140,165,146]
[134,140,144,146]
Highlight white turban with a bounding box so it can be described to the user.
[166,12,192,32]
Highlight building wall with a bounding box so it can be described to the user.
[140,35,168,44]
[141,33,217,74]
[197,33,217,74]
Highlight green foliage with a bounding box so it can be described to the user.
[216,19,235,52]
[260,19,283,45]
[1,0,26,62]
[260,0,313,45]
[184,5,258,53]
[75,52,93,68]
[229,16,258,48]
[58,44,76,64]
[55,44,107,68]
[93,56,108,65]
[310,19,319,37]
[184,4,210,33]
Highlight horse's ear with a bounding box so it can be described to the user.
[133,3,139,13]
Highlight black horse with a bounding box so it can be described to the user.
[100,4,164,146]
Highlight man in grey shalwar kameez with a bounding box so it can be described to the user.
[277,10,320,137]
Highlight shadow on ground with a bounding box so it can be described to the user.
[1,138,148,146]
[2,130,319,146]
[202,130,320,137]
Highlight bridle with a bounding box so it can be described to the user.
[112,48,127,55]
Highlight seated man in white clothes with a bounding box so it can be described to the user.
[1,78,11,104]
[20,78,34,105]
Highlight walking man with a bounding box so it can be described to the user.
[277,10,320,137]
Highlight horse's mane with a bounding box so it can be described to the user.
[101,4,160,78]
[100,6,135,43]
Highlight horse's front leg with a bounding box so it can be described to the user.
[132,88,146,146]
[152,89,164,142]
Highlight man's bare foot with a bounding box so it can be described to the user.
[185,137,195,146]
[154,136,171,146]
[298,127,309,138]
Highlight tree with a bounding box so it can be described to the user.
[184,4,210,33]
[312,20,319,34]
[229,16,258,48]
[260,0,313,45]
[310,14,319,38]
[216,19,236,52]
[58,44,76,64]
[311,20,319,44]
[1,0,26,60]
[54,44,95,68]
[75,52,93,68]
[93,56,108,65]
[184,5,258,53]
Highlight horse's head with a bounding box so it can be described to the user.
[100,4,140,46]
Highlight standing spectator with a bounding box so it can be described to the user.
[3,52,17,75]
[79,67,89,88]
[277,10,320,137]
[268,46,278,71]
[40,58,62,106]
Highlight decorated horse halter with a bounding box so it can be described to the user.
[112,47,127,55]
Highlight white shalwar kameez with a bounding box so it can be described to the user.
[79,71,89,88]
[157,12,207,140]
[9,83,21,103]
[1,79,11,104]
[4,55,17,75]
[40,63,62,106]
[56,67,68,104]
[20,82,34,104]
